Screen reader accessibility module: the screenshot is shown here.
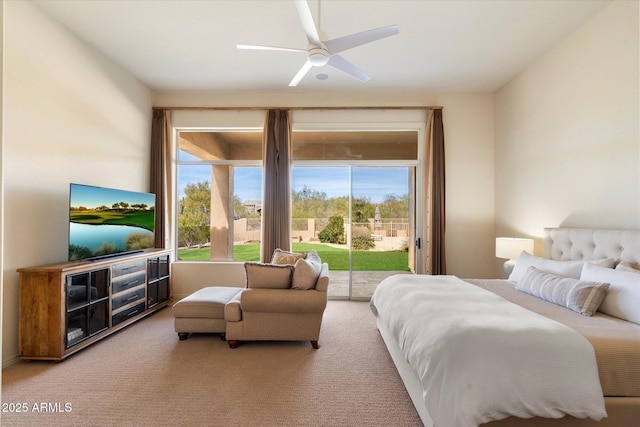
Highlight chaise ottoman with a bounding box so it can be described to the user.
[173,286,243,340]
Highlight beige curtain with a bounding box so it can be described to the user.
[150,109,172,249]
[422,108,446,274]
[261,110,292,262]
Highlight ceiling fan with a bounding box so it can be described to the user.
[237,0,399,87]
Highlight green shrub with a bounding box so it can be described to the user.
[352,225,370,238]
[319,216,345,244]
[351,225,375,250]
[352,235,375,250]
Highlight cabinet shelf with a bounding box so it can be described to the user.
[18,249,172,361]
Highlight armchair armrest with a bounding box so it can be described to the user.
[224,292,243,322]
[315,263,330,292]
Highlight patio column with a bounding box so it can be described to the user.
[210,165,234,260]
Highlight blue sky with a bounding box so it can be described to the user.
[70,183,155,209]
[178,166,409,204]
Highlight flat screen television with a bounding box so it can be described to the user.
[68,183,156,261]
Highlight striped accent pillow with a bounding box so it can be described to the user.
[517,266,610,316]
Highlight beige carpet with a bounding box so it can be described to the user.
[1,300,422,426]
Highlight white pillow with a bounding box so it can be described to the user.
[507,251,613,284]
[616,262,640,274]
[581,262,640,324]
[305,249,322,266]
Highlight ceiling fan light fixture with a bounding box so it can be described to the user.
[308,47,329,66]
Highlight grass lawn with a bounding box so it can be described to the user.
[70,209,155,231]
[177,242,409,271]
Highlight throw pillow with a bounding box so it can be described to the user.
[616,262,640,274]
[508,250,614,284]
[517,266,609,316]
[581,262,640,324]
[271,248,306,265]
[244,262,293,289]
[305,249,322,266]
[292,258,321,290]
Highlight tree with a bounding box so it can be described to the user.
[292,185,329,219]
[352,196,374,223]
[379,194,409,219]
[233,194,245,219]
[330,196,349,218]
[178,181,211,248]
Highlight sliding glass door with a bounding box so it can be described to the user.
[291,165,415,299]
[350,167,413,298]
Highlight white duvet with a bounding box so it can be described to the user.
[370,274,607,427]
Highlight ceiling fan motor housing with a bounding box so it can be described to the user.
[308,46,329,66]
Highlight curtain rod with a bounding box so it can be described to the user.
[152,106,443,111]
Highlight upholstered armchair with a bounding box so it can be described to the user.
[224,250,329,349]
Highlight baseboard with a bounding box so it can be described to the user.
[3,354,19,369]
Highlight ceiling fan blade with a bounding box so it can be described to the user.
[293,0,322,47]
[327,55,370,82]
[325,25,399,55]
[237,44,305,53]
[289,60,314,87]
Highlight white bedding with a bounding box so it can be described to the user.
[370,274,607,427]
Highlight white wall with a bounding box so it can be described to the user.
[433,94,495,279]
[162,91,496,283]
[2,1,153,366]
[495,0,640,267]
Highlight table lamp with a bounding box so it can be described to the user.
[495,237,534,278]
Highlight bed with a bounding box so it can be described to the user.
[370,228,640,427]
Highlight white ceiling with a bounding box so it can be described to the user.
[33,0,612,93]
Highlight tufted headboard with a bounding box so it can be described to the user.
[543,228,640,265]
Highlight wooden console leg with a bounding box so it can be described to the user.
[310,340,319,349]
[178,332,189,341]
[228,340,239,349]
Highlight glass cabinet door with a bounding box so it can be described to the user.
[147,255,170,308]
[65,268,109,348]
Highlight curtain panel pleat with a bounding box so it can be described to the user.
[422,109,446,274]
[261,110,292,262]
[150,109,172,249]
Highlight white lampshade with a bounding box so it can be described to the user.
[495,237,534,260]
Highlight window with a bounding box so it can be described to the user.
[177,130,262,261]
